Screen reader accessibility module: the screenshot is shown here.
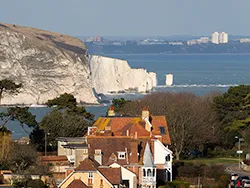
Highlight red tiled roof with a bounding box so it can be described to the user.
[67,179,88,188]
[93,115,171,145]
[109,106,114,110]
[98,167,121,185]
[86,136,150,166]
[75,157,100,171]
[40,155,68,162]
[151,116,171,145]
[118,122,150,137]
[109,117,141,134]
[87,136,131,166]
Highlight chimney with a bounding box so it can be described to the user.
[126,130,130,136]
[141,107,149,120]
[94,149,102,165]
[108,106,115,117]
[130,139,139,163]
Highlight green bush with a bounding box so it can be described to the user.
[243,159,250,165]
[159,180,190,188]
[26,179,46,188]
[216,174,230,188]
[178,163,205,177]
[208,148,238,158]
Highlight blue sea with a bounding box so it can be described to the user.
[1,54,250,139]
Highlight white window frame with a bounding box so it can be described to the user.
[89,172,93,179]
[83,149,88,154]
[118,151,126,159]
[95,149,101,155]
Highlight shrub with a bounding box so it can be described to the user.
[243,159,250,165]
[216,174,230,188]
[26,179,46,188]
[160,180,190,188]
[178,163,205,177]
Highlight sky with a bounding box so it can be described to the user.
[0,0,250,37]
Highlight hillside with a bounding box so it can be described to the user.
[0,23,97,105]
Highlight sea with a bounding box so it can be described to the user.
[1,53,250,139]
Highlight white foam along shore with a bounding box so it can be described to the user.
[155,84,239,88]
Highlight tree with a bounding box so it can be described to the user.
[30,93,93,151]
[213,85,250,147]
[46,93,94,120]
[111,98,129,111]
[31,110,90,150]
[0,107,38,133]
[8,143,37,174]
[116,92,220,160]
[0,79,22,105]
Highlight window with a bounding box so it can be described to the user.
[118,152,126,159]
[95,149,101,155]
[159,126,166,135]
[88,172,93,185]
[83,149,88,154]
[143,169,146,177]
[88,178,93,185]
[100,179,103,186]
[165,154,170,162]
[89,172,93,178]
[153,169,155,177]
[147,169,152,177]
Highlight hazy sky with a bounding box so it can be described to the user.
[0,0,249,37]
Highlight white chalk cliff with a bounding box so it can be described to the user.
[0,23,157,105]
[0,23,97,105]
[89,55,157,94]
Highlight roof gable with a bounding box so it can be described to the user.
[67,179,88,188]
[143,143,155,167]
[98,167,121,185]
[75,157,100,171]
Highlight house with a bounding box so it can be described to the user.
[17,137,30,145]
[39,155,71,184]
[57,136,173,185]
[57,107,173,186]
[140,142,157,188]
[58,157,125,188]
[89,107,171,145]
[57,137,87,166]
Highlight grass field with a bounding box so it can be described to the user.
[181,158,239,165]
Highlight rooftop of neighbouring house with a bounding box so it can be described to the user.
[98,167,121,185]
[40,155,68,162]
[92,109,171,145]
[75,157,100,171]
[86,136,152,166]
[57,137,87,142]
[67,179,89,188]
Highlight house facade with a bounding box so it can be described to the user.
[57,107,173,187]
[59,157,127,188]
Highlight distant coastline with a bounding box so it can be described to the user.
[86,42,250,55]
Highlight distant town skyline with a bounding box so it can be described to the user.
[0,0,249,37]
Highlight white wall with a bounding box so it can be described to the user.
[154,140,172,168]
[110,163,137,188]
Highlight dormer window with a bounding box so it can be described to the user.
[118,152,126,159]
[159,126,166,135]
[83,149,88,154]
[95,149,101,155]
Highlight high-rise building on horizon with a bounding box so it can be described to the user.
[219,32,228,43]
[211,32,219,44]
